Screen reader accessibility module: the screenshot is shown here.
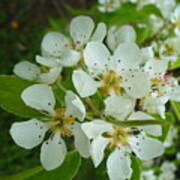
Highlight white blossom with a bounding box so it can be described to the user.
[37,16,106,69]
[10,84,89,170]
[73,41,151,98]
[82,119,164,180]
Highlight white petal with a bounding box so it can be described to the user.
[84,42,111,74]
[142,96,168,119]
[59,49,80,67]
[128,111,162,136]
[21,84,56,114]
[36,55,58,67]
[81,120,113,139]
[70,16,95,46]
[144,58,168,78]
[113,42,143,69]
[40,133,67,171]
[107,149,132,180]
[104,94,136,120]
[107,25,136,51]
[129,134,164,161]
[41,32,69,57]
[169,85,180,102]
[141,47,154,65]
[71,122,90,158]
[72,69,99,97]
[10,119,48,149]
[39,67,61,84]
[121,70,151,98]
[91,22,107,42]
[13,61,40,81]
[91,136,109,167]
[65,91,86,121]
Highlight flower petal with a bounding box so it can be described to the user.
[107,25,136,51]
[41,32,69,57]
[142,96,168,119]
[39,67,61,84]
[113,42,143,69]
[128,111,162,136]
[40,133,67,171]
[10,119,48,149]
[168,85,180,102]
[84,42,111,75]
[91,22,107,42]
[36,55,59,67]
[71,122,90,158]
[81,120,113,139]
[13,61,40,81]
[65,91,86,121]
[144,58,168,78]
[21,84,56,115]
[107,149,132,180]
[72,69,99,97]
[70,16,95,46]
[121,70,151,98]
[91,135,110,167]
[59,49,80,67]
[129,134,164,161]
[104,94,136,120]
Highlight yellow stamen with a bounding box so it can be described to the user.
[50,108,75,137]
[100,70,122,96]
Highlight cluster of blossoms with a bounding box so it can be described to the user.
[9,14,180,180]
[141,161,177,180]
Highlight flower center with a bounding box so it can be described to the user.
[100,70,122,96]
[50,108,75,136]
[164,44,174,56]
[174,19,180,29]
[104,2,113,10]
[103,126,130,148]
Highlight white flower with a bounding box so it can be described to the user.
[10,84,89,170]
[159,37,180,61]
[141,170,157,180]
[164,126,177,148]
[149,15,164,34]
[171,4,180,36]
[156,0,176,20]
[72,41,151,98]
[140,58,180,118]
[104,93,136,120]
[14,61,61,84]
[107,25,137,51]
[159,161,177,180]
[36,16,106,69]
[98,0,121,13]
[81,120,164,180]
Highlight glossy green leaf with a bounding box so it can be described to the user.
[169,59,180,70]
[130,156,142,180]
[0,75,42,118]
[3,151,81,180]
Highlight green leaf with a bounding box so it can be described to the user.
[130,156,142,180]
[2,167,43,180]
[170,101,180,121]
[0,75,42,118]
[169,59,180,70]
[136,27,153,44]
[4,151,81,180]
[139,4,162,17]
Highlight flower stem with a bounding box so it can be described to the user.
[106,117,170,127]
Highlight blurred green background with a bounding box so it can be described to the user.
[0,0,96,176]
[0,0,180,178]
